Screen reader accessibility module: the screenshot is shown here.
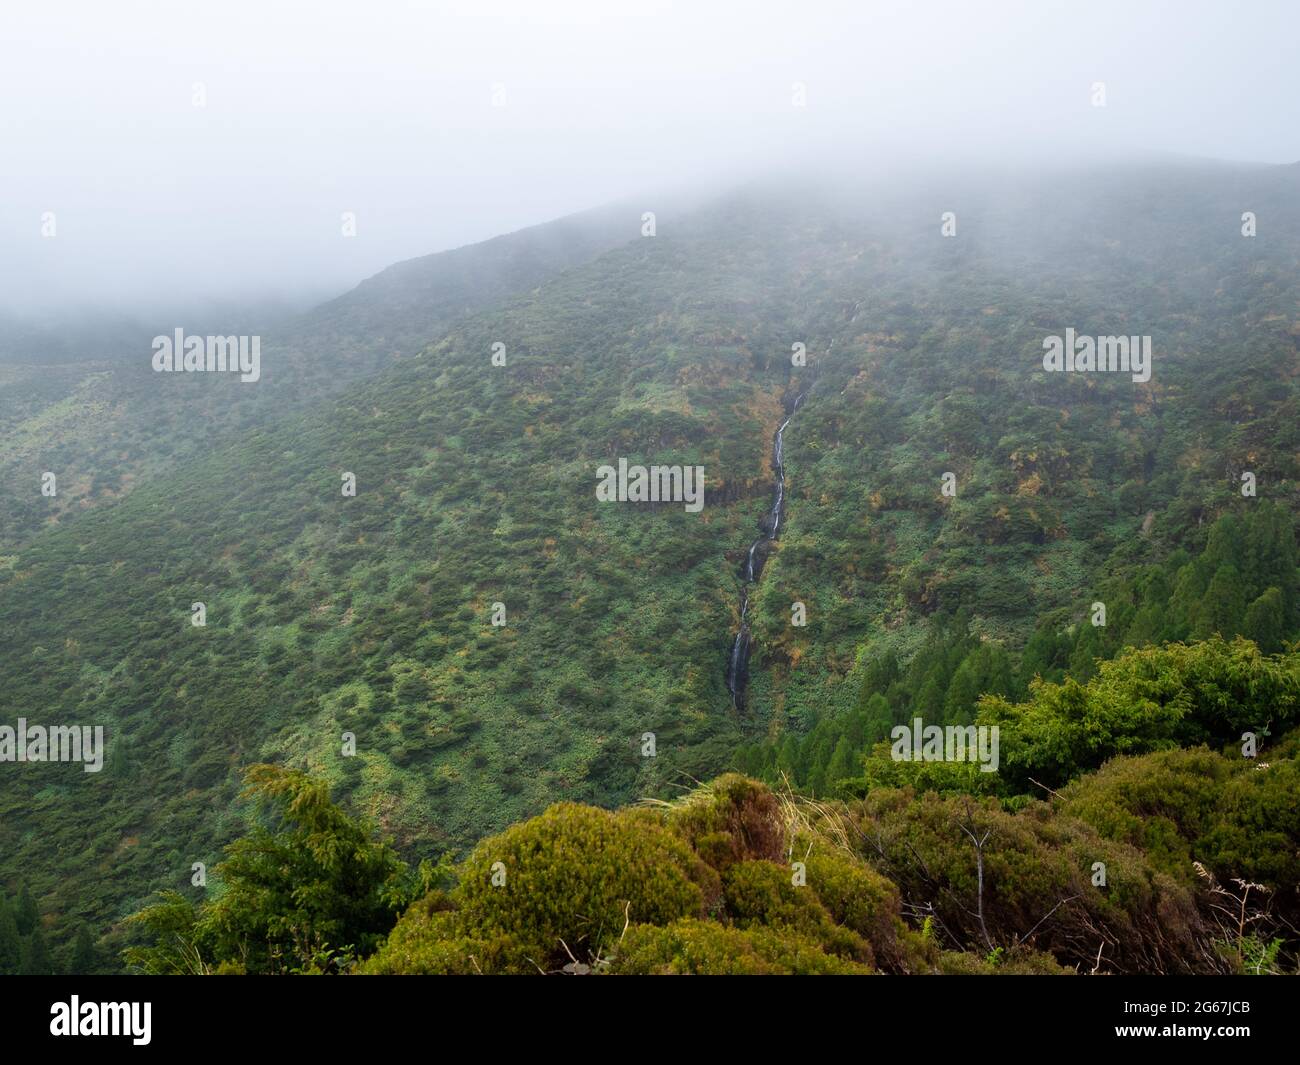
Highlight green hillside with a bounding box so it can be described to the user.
[2,160,1299,971]
[0,201,636,552]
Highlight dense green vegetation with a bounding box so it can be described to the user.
[0,202,635,551]
[125,716,1300,974]
[2,160,1299,972]
[739,504,1300,796]
[0,882,60,974]
[124,765,415,974]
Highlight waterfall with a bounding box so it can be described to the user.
[725,385,808,709]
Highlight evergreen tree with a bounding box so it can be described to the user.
[104,734,131,779]
[1201,512,1244,574]
[1245,503,1298,626]
[14,883,37,937]
[825,737,858,790]
[1020,623,1067,686]
[1244,586,1286,654]
[1195,564,1248,640]
[860,693,892,746]
[1168,559,1210,640]
[775,736,801,785]
[802,725,837,791]
[20,926,55,975]
[1123,603,1166,648]
[805,763,828,798]
[943,660,980,725]
[126,764,410,975]
[840,705,869,750]
[915,675,945,720]
[70,926,99,975]
[860,652,898,701]
[977,644,1015,700]
[1068,625,1104,684]
[0,898,21,976]
[733,744,758,776]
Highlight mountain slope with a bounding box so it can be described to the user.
[2,160,1298,964]
[0,201,639,551]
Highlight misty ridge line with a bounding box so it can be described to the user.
[9,152,1298,332]
[4,160,1285,571]
[4,0,1298,320]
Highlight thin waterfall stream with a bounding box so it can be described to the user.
[725,383,809,709]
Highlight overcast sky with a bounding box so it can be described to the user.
[2,0,1297,316]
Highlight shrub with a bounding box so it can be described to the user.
[453,803,720,965]
[936,947,1074,975]
[124,765,410,975]
[664,774,786,871]
[1056,737,1300,928]
[722,860,873,965]
[800,844,930,973]
[847,788,1219,974]
[610,919,873,975]
[358,895,531,975]
[982,638,1300,792]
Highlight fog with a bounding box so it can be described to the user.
[2,0,1297,319]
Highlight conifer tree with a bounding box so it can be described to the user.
[20,926,55,975]
[775,736,801,785]
[861,693,892,745]
[14,883,37,937]
[825,736,858,790]
[1244,586,1286,654]
[70,926,99,975]
[0,899,21,976]
[1195,564,1247,640]
[943,660,980,725]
